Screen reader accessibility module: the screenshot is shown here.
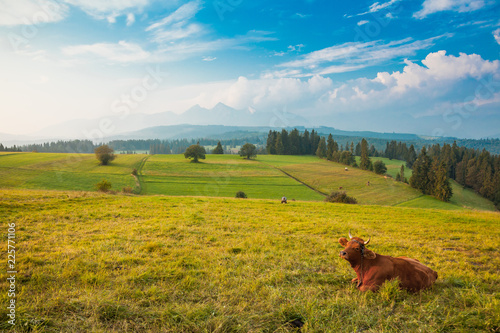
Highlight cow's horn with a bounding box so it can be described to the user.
[348,230,353,239]
[364,237,370,245]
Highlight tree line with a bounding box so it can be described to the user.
[5,137,266,155]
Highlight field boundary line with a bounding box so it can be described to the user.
[257,160,328,196]
[134,156,149,194]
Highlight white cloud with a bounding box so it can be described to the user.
[63,0,150,20]
[374,51,500,93]
[63,41,151,63]
[126,13,135,26]
[346,0,401,18]
[276,35,449,77]
[357,20,369,26]
[494,28,500,45]
[0,0,68,26]
[202,56,216,61]
[292,13,312,19]
[150,23,205,43]
[413,0,485,19]
[146,0,202,31]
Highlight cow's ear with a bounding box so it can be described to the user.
[364,248,376,259]
[339,237,348,247]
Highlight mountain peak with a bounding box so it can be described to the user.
[212,102,235,112]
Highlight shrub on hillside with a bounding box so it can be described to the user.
[95,179,112,192]
[373,160,387,175]
[131,168,138,176]
[235,191,247,198]
[325,191,357,204]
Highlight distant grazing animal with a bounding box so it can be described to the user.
[338,231,438,292]
[281,196,287,204]
[345,167,349,171]
[339,186,343,190]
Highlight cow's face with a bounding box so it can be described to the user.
[339,236,376,261]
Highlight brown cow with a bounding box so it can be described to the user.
[338,231,438,292]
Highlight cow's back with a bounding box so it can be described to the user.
[393,256,438,291]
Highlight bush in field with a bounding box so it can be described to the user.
[235,191,247,198]
[95,179,112,192]
[325,191,357,204]
[373,160,387,175]
[131,168,138,176]
[94,145,116,165]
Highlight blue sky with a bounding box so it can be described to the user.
[0,0,499,138]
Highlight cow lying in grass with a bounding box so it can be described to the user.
[339,231,438,292]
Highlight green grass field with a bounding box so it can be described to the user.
[141,154,324,201]
[0,152,497,211]
[0,152,144,192]
[1,189,499,332]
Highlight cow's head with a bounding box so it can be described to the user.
[339,231,376,261]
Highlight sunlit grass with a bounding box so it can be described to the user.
[0,189,498,332]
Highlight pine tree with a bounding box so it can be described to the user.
[281,129,290,155]
[406,145,417,168]
[432,161,453,202]
[213,141,224,154]
[326,134,335,160]
[409,146,432,194]
[399,164,405,183]
[289,128,300,155]
[316,137,327,158]
[275,133,284,155]
[355,142,361,156]
[360,138,372,170]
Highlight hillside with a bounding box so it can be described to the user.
[1,189,499,332]
[0,152,143,192]
[0,152,497,211]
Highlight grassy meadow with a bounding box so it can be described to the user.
[141,154,323,201]
[0,152,497,211]
[0,189,499,332]
[0,152,144,192]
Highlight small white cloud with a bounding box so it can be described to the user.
[0,0,68,26]
[357,20,369,26]
[346,0,401,18]
[146,0,202,31]
[107,15,116,24]
[414,0,485,19]
[202,56,216,61]
[63,41,150,63]
[493,28,500,45]
[126,13,135,26]
[64,0,149,20]
[292,13,312,19]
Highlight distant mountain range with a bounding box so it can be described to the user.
[19,103,308,142]
[106,124,425,142]
[1,103,499,154]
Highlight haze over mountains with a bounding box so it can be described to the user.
[1,102,499,146]
[2,103,307,143]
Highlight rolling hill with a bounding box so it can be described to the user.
[0,152,497,211]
